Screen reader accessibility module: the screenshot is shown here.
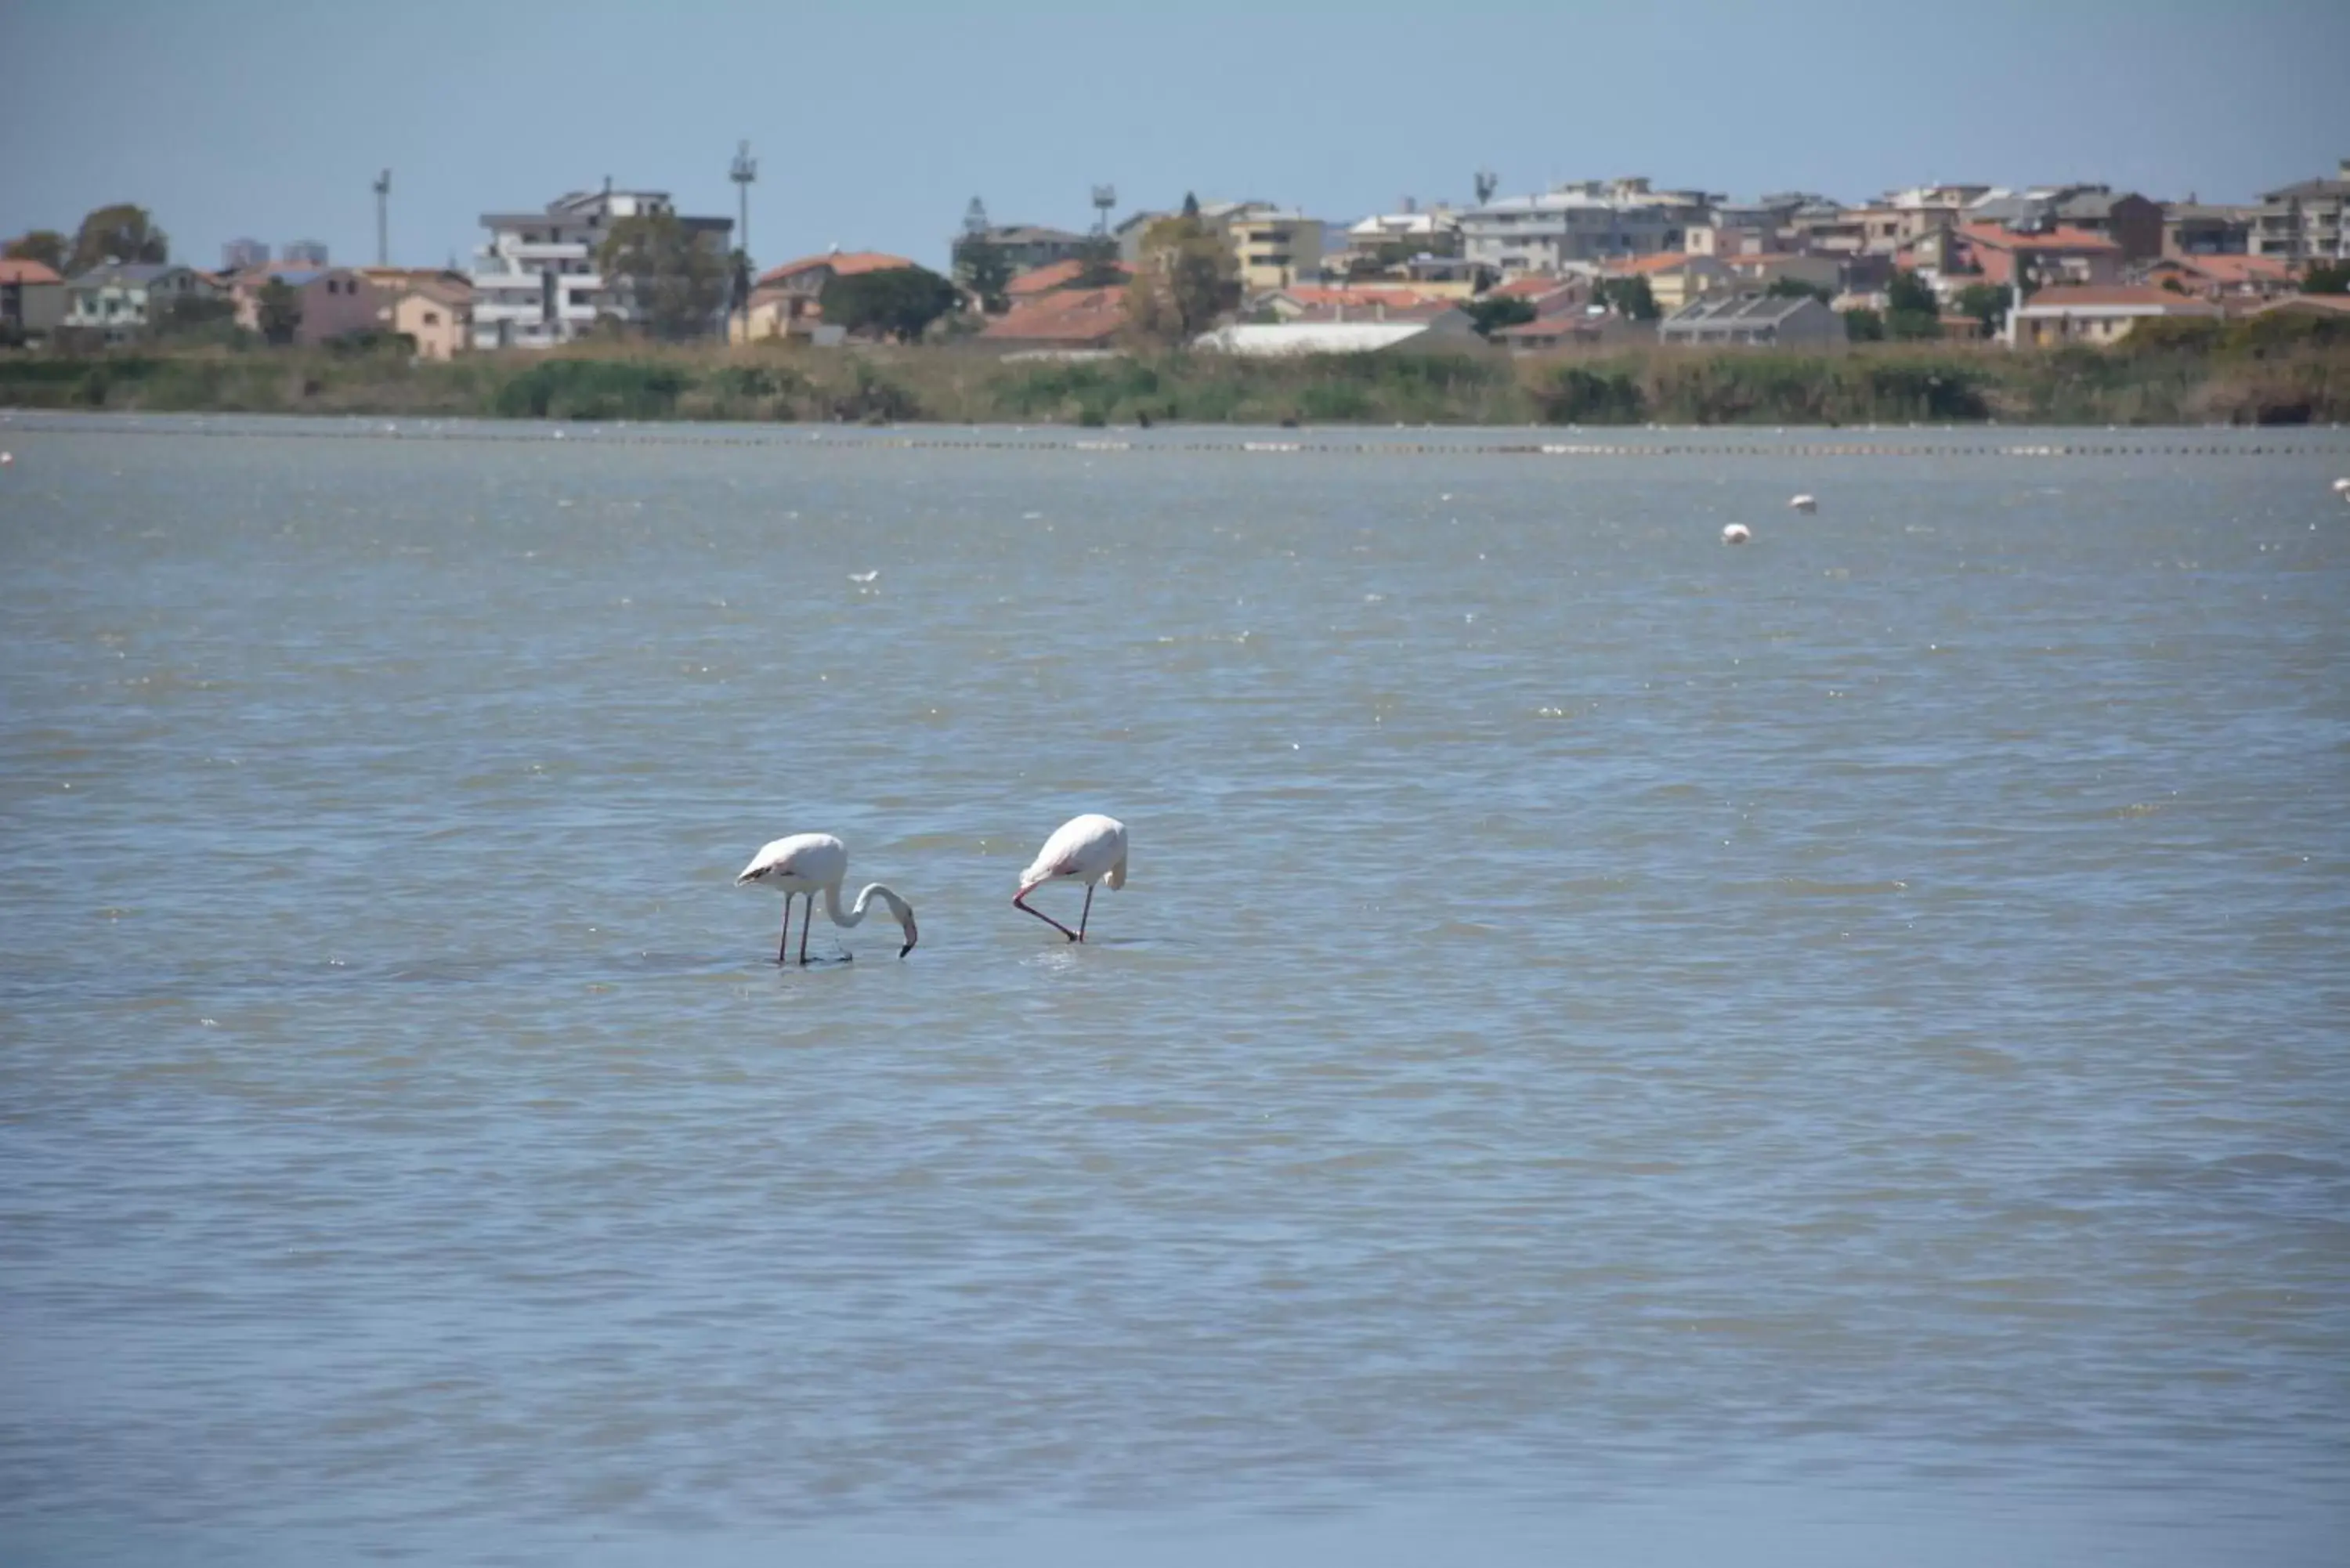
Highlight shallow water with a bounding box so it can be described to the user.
[3,415,2347,1566]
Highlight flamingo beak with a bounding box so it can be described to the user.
[899,918,919,959]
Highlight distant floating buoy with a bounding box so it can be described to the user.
[1722,523,1752,545]
[1788,493,1817,513]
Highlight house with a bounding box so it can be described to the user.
[2136,254,2300,302]
[2162,202,2258,257]
[230,266,383,344]
[471,183,732,349]
[2010,285,2221,347]
[1208,204,1324,292]
[380,278,473,359]
[61,263,222,343]
[1491,310,1655,353]
[732,250,922,342]
[1969,186,2163,262]
[2251,159,2350,262]
[1603,252,1731,313]
[2251,293,2350,321]
[1113,209,1172,264]
[1004,258,1130,300]
[977,285,1127,352]
[1462,178,1710,276]
[1717,252,1842,294]
[1334,204,1462,276]
[1194,311,1480,356]
[963,224,1090,274]
[0,258,67,341]
[1658,293,1842,349]
[1951,225,2123,288]
[1256,284,1460,321]
[1483,273,1596,316]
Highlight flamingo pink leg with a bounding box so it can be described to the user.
[1014,887,1081,942]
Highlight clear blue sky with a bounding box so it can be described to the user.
[2,0,2345,273]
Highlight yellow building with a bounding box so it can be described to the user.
[1208,204,1324,292]
[381,281,472,359]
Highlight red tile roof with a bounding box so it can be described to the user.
[1006,258,1131,297]
[2255,292,2350,316]
[756,251,920,287]
[2150,254,2295,284]
[1958,224,2120,254]
[1488,275,1577,300]
[1276,284,1452,309]
[2018,285,2218,313]
[979,285,1128,345]
[0,258,63,285]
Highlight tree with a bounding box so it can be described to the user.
[68,204,168,273]
[1180,191,1202,220]
[2305,262,2350,294]
[953,237,1014,312]
[1123,210,1239,345]
[154,293,239,342]
[1463,295,1537,338]
[1842,308,1885,342]
[1884,268,1940,340]
[1953,281,2009,334]
[596,210,729,341]
[1071,233,1125,288]
[1765,276,1834,304]
[1594,276,1658,321]
[818,266,962,342]
[5,229,68,270]
[256,279,302,345]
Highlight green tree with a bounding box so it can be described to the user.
[818,266,963,341]
[953,237,1014,312]
[2304,262,2350,294]
[5,229,68,270]
[1842,307,1885,342]
[1884,268,1941,340]
[1071,233,1125,288]
[68,204,169,273]
[1595,276,1658,321]
[1123,210,1240,345]
[1953,281,2009,333]
[1765,276,1834,304]
[596,210,729,341]
[1463,295,1538,338]
[256,279,302,345]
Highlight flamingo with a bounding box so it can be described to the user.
[735,833,918,964]
[1722,522,1752,544]
[1788,493,1817,513]
[1014,814,1128,942]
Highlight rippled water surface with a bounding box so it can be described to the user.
[3,416,2347,1566]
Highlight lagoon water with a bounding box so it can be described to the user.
[2,416,2347,1566]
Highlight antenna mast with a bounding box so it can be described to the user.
[372,169,391,266]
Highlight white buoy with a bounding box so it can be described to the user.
[1722,523,1752,545]
[1788,493,1817,513]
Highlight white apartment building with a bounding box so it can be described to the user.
[1460,178,1711,276]
[471,182,732,349]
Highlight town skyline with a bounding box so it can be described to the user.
[3,0,2345,276]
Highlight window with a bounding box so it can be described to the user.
[422,310,440,325]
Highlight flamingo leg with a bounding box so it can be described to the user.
[1014,888,1081,942]
[776,894,791,966]
[1078,883,1095,942]
[797,894,813,966]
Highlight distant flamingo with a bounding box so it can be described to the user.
[1014,814,1129,942]
[736,833,918,964]
[1789,493,1818,513]
[1722,522,1753,545]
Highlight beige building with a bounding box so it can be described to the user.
[382,280,472,359]
[1603,252,1731,313]
[2011,285,2218,347]
[1209,204,1323,292]
[2251,159,2350,263]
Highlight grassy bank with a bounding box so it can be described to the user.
[5,316,2346,427]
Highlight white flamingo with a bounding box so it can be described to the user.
[1789,493,1817,513]
[1722,522,1752,545]
[1014,814,1128,943]
[736,833,918,964]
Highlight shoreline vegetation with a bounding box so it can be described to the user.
[4,316,2345,428]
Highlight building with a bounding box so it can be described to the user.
[1004,258,1130,300]
[1718,252,1843,294]
[1194,312,1480,356]
[1334,204,1462,276]
[1658,293,1842,349]
[963,225,1091,275]
[2135,254,2300,302]
[1603,252,1732,313]
[0,258,67,341]
[379,278,472,359]
[1256,284,1464,320]
[732,250,921,342]
[2010,285,2220,346]
[1967,186,2162,262]
[977,285,1127,352]
[1462,179,1710,276]
[221,237,270,271]
[471,184,732,349]
[230,266,383,345]
[281,240,330,268]
[1113,209,1172,265]
[1951,225,2123,287]
[1491,310,1654,353]
[2162,202,2258,257]
[2252,159,2350,263]
[1208,204,1324,292]
[1789,201,1866,255]
[61,262,222,343]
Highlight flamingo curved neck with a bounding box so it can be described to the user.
[822,880,909,930]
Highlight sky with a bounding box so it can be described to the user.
[2,0,2345,275]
